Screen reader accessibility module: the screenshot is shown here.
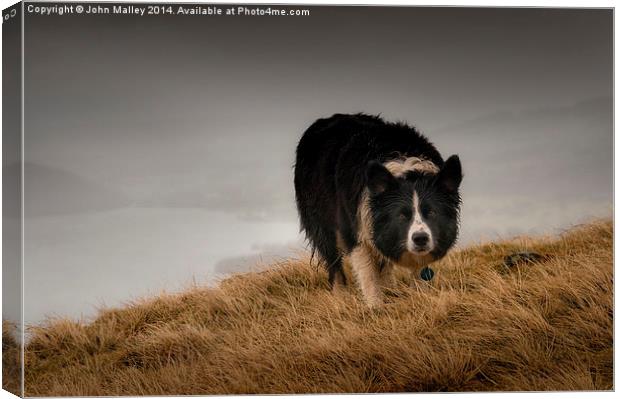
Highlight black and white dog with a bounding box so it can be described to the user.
[294,113,463,307]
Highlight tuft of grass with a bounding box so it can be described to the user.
[7,220,614,395]
[3,320,21,396]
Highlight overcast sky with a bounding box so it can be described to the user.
[15,6,612,324]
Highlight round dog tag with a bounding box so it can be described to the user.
[420,267,434,281]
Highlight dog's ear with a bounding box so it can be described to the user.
[436,155,462,193]
[367,160,397,195]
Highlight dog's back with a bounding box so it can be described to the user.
[294,113,444,286]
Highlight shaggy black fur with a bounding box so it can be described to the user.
[294,113,462,286]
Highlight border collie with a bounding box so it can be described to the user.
[294,113,463,307]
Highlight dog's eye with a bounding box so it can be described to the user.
[399,209,412,220]
[426,209,436,218]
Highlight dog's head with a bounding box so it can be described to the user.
[366,155,463,266]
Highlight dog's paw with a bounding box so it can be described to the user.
[365,294,385,309]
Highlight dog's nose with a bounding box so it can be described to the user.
[412,232,429,247]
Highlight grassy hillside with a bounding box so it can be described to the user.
[4,220,613,395]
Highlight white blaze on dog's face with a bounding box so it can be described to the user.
[406,191,434,255]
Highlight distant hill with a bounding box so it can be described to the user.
[4,219,612,395]
[5,162,129,218]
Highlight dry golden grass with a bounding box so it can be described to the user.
[2,320,21,396]
[4,219,613,395]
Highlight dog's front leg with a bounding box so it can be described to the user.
[350,245,383,307]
